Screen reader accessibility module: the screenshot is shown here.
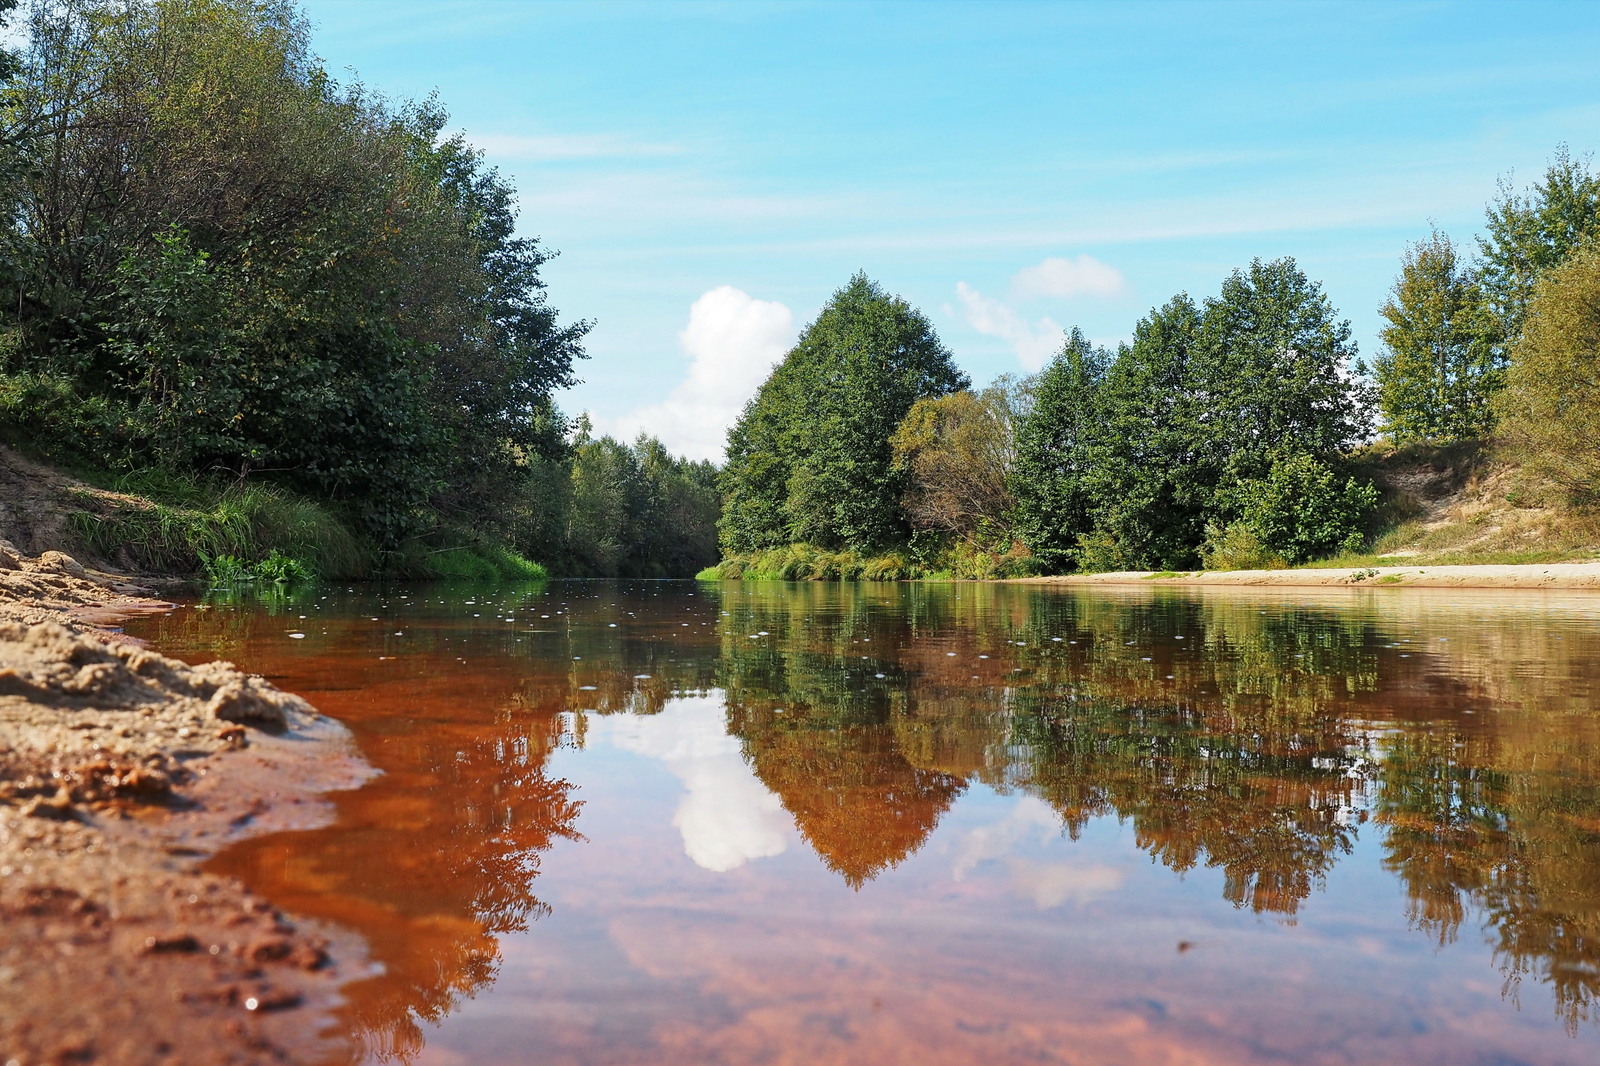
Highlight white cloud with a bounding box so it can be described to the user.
[600,694,792,873]
[955,281,1064,372]
[603,286,795,461]
[953,797,1124,910]
[1010,255,1129,301]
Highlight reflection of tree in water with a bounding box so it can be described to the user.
[721,633,965,888]
[735,705,965,888]
[1006,695,1365,915]
[1377,718,1600,1032]
[211,700,582,1064]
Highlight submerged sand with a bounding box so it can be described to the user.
[0,541,370,1065]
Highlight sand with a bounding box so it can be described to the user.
[0,539,371,1065]
[1016,560,1600,590]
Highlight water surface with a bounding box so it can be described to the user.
[127,580,1600,1065]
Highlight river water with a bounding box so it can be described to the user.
[125,579,1600,1065]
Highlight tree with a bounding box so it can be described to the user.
[1479,145,1600,349]
[1494,240,1600,503]
[719,273,967,555]
[1373,229,1499,444]
[1009,328,1109,571]
[1012,260,1374,574]
[0,0,587,549]
[1225,451,1378,564]
[891,378,1027,547]
[1194,257,1370,482]
[1081,297,1207,571]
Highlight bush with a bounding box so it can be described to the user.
[1200,523,1289,571]
[1231,453,1379,563]
[424,545,547,582]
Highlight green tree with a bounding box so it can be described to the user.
[1014,260,1372,573]
[1479,145,1600,348]
[1195,257,1370,481]
[719,273,967,555]
[1374,229,1499,444]
[1081,296,1207,571]
[1226,451,1378,564]
[1009,328,1109,571]
[0,0,586,550]
[1494,240,1600,503]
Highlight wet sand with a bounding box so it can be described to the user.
[1018,560,1600,589]
[0,541,370,1065]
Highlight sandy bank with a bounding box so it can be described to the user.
[1,540,371,1065]
[1015,560,1600,590]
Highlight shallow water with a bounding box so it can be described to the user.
[126,579,1600,1065]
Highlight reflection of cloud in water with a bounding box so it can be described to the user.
[955,797,1124,908]
[598,694,791,872]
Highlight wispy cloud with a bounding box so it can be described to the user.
[955,281,1064,372]
[953,797,1125,909]
[466,132,682,161]
[1011,255,1129,301]
[602,286,795,461]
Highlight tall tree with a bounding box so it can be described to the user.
[719,273,967,555]
[1009,328,1109,571]
[1479,145,1600,349]
[1494,240,1600,503]
[1373,229,1499,444]
[0,0,586,546]
[1084,297,1207,570]
[1012,260,1373,573]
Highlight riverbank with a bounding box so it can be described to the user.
[0,540,370,1065]
[1016,560,1600,589]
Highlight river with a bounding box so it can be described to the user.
[125,579,1600,1065]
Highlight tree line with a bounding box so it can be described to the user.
[0,0,720,577]
[715,147,1600,577]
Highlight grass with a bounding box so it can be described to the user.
[705,541,1045,581]
[68,480,370,580]
[423,544,548,582]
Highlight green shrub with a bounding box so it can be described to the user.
[68,480,368,579]
[1231,453,1379,563]
[1200,523,1289,571]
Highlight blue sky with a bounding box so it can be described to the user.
[300,0,1600,459]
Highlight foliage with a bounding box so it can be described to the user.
[1008,328,1108,571]
[1225,452,1378,564]
[891,377,1029,546]
[0,0,587,552]
[1479,145,1600,349]
[719,273,968,556]
[1494,240,1600,503]
[204,547,312,586]
[67,478,367,578]
[424,545,547,582]
[1374,228,1500,444]
[529,432,720,577]
[1011,259,1375,573]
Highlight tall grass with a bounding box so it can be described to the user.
[69,481,369,580]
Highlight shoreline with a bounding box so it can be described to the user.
[0,540,373,1065]
[1013,560,1600,590]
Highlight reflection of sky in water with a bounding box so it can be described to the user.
[134,583,1600,1065]
[589,694,791,872]
[953,797,1126,909]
